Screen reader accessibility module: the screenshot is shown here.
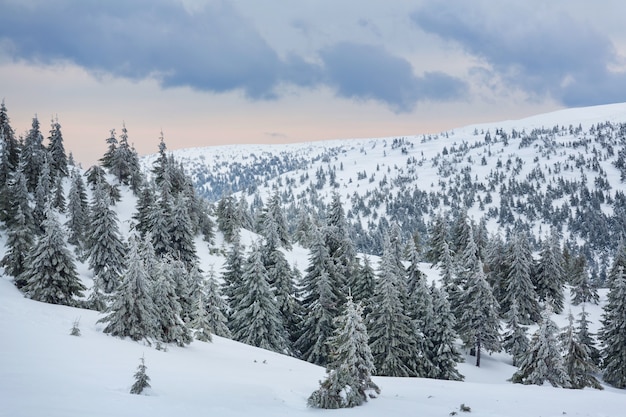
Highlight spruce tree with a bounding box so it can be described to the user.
[132,182,157,237]
[368,236,424,377]
[266,247,301,349]
[560,312,602,390]
[100,129,117,169]
[457,260,501,367]
[32,157,52,231]
[151,259,192,347]
[22,206,85,305]
[221,233,245,315]
[295,228,341,365]
[98,236,158,343]
[0,100,19,172]
[215,193,240,243]
[570,256,600,305]
[86,181,126,293]
[47,118,68,178]
[230,243,288,353]
[504,232,540,324]
[599,268,626,388]
[533,230,565,314]
[21,116,46,192]
[502,298,530,367]
[1,206,34,288]
[428,283,464,381]
[349,255,376,317]
[576,306,601,367]
[425,210,450,265]
[65,169,90,254]
[308,297,380,409]
[511,304,571,387]
[168,194,199,270]
[189,267,231,340]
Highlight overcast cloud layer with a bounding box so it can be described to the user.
[3,0,624,112]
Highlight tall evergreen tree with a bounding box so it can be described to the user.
[504,232,540,324]
[201,267,232,339]
[22,206,85,305]
[230,243,288,353]
[32,157,53,231]
[98,236,158,343]
[22,116,46,192]
[349,255,376,317]
[511,304,570,387]
[457,260,501,367]
[215,193,240,243]
[1,206,33,288]
[65,169,90,254]
[570,255,600,305]
[221,233,245,314]
[167,194,199,270]
[425,210,450,265]
[99,129,117,169]
[576,306,601,367]
[428,283,464,381]
[261,190,291,250]
[368,236,424,377]
[533,230,565,314]
[47,117,68,178]
[502,298,530,367]
[560,312,603,390]
[295,227,341,365]
[0,100,19,172]
[151,259,192,347]
[266,247,301,349]
[308,297,380,409]
[86,181,126,293]
[599,268,626,388]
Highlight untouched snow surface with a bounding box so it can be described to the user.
[1,275,625,417]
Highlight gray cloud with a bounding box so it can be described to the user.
[411,0,626,106]
[0,0,466,111]
[319,42,467,113]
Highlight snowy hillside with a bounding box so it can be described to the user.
[152,102,626,275]
[2,254,626,417]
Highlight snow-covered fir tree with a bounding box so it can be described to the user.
[560,312,602,390]
[189,267,231,341]
[215,193,240,243]
[130,356,151,395]
[425,210,450,265]
[349,255,376,317]
[457,260,501,367]
[167,194,199,270]
[266,246,302,349]
[46,117,68,178]
[503,231,541,324]
[98,236,158,343]
[86,181,126,293]
[502,298,530,367]
[65,169,90,254]
[21,116,46,192]
[368,234,425,377]
[32,157,52,231]
[511,304,571,387]
[295,227,342,365]
[151,259,192,347]
[1,205,33,288]
[308,297,379,409]
[533,230,566,314]
[230,243,288,353]
[428,283,464,381]
[599,268,626,388]
[221,233,245,315]
[570,255,600,305]
[22,206,85,305]
[576,306,601,367]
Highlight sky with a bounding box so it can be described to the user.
[1,0,626,166]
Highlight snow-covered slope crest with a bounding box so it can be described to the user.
[2,275,626,417]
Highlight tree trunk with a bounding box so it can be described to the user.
[476,338,481,367]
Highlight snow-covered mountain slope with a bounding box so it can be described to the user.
[2,272,626,417]
[145,102,626,272]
